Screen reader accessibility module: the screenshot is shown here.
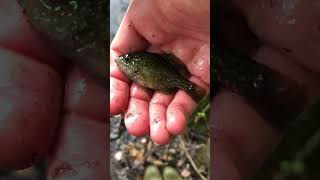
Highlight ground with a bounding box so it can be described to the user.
[110,112,210,180]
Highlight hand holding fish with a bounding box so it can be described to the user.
[110,0,210,145]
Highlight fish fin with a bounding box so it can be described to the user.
[160,53,191,79]
[184,83,207,102]
[159,88,177,95]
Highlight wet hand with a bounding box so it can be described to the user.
[110,0,210,144]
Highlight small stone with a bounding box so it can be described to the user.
[129,148,138,157]
[180,169,191,178]
[140,138,147,144]
[177,160,184,167]
[169,148,176,154]
[146,156,153,162]
[114,151,123,161]
[54,6,61,11]
[14,166,36,178]
[152,160,164,166]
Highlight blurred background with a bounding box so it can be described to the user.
[110,0,129,41]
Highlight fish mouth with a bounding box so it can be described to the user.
[115,56,122,64]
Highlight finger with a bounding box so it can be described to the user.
[64,67,107,122]
[131,82,153,102]
[213,44,320,180]
[186,44,210,85]
[110,9,149,115]
[165,73,209,136]
[110,77,130,115]
[110,4,149,80]
[149,92,174,145]
[0,48,63,169]
[47,68,108,180]
[253,45,320,99]
[110,5,149,55]
[46,113,108,180]
[124,83,152,137]
[166,90,197,135]
[212,92,280,180]
[0,0,63,70]
[169,41,210,85]
[241,0,320,72]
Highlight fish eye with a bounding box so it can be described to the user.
[124,54,130,62]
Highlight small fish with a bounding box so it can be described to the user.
[213,46,307,131]
[116,52,206,102]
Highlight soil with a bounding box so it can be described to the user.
[110,115,210,180]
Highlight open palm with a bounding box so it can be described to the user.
[110,0,210,144]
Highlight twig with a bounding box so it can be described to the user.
[295,129,320,160]
[202,103,210,113]
[40,0,52,10]
[194,103,210,122]
[254,99,320,180]
[178,136,207,180]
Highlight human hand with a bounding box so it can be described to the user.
[213,1,320,179]
[0,1,108,179]
[110,0,210,145]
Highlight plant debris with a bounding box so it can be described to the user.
[110,115,210,180]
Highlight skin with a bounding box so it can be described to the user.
[110,0,210,145]
[0,0,108,179]
[213,0,320,179]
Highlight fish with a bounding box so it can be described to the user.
[116,51,207,102]
[213,46,307,131]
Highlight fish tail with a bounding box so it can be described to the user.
[184,83,207,102]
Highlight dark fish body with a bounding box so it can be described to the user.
[213,46,306,130]
[116,52,206,101]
